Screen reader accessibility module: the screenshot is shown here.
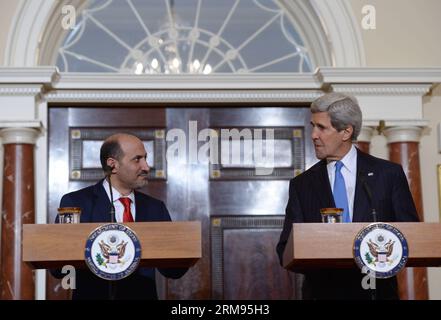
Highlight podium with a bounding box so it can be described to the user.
[23,221,202,269]
[283,222,441,271]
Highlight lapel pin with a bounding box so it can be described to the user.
[368,172,374,176]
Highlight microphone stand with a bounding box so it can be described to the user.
[107,173,116,223]
[106,172,117,300]
[361,174,377,301]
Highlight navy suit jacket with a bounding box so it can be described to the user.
[55,180,188,300]
[276,148,419,299]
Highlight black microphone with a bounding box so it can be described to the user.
[358,170,377,301]
[106,165,116,223]
[105,165,117,300]
[358,170,377,222]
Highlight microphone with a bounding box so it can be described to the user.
[358,170,377,222]
[105,164,117,300]
[106,165,116,223]
[358,170,377,301]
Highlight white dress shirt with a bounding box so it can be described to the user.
[102,179,136,222]
[327,144,357,221]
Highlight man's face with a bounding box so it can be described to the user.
[113,137,150,191]
[310,112,351,160]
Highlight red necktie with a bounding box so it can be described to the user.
[119,197,134,222]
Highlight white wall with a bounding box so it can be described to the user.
[350,0,441,67]
[0,0,19,65]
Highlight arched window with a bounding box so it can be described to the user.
[56,0,317,74]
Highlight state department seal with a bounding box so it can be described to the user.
[353,222,408,279]
[85,223,142,280]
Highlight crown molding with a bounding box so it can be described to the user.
[319,67,441,84]
[0,68,440,94]
[52,73,323,90]
[0,67,58,84]
[331,84,432,96]
[46,89,324,103]
[0,84,44,96]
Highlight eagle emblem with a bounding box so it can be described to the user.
[367,238,395,266]
[98,238,128,265]
[85,223,141,280]
[353,223,408,279]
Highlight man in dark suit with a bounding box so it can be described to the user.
[54,133,188,299]
[276,93,419,300]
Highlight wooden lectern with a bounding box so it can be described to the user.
[23,221,202,269]
[283,222,441,271]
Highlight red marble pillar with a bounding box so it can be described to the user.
[0,128,39,300]
[385,126,428,300]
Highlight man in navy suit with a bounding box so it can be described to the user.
[276,93,419,300]
[55,133,188,299]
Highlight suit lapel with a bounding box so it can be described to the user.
[311,159,335,211]
[353,149,375,222]
[134,192,148,222]
[92,180,112,222]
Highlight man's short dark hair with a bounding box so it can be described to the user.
[100,139,123,172]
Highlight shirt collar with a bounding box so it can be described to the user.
[102,178,135,203]
[328,144,357,173]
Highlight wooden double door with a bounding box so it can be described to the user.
[48,105,314,299]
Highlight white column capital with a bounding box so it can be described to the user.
[357,126,375,143]
[383,126,424,144]
[0,121,43,144]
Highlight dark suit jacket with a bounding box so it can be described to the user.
[276,148,419,300]
[54,180,188,300]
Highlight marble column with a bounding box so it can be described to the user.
[384,126,428,300]
[0,127,39,300]
[356,126,374,154]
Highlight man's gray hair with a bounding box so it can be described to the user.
[311,92,362,141]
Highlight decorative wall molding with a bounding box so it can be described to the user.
[4,0,57,66]
[331,84,432,96]
[0,67,58,84]
[45,90,323,103]
[0,85,44,97]
[53,73,323,90]
[1,67,440,92]
[320,67,441,83]
[309,0,366,67]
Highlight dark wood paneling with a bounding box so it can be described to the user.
[224,229,295,299]
[165,108,212,299]
[68,107,166,127]
[211,216,297,300]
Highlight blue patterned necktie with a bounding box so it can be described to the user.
[333,161,351,223]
